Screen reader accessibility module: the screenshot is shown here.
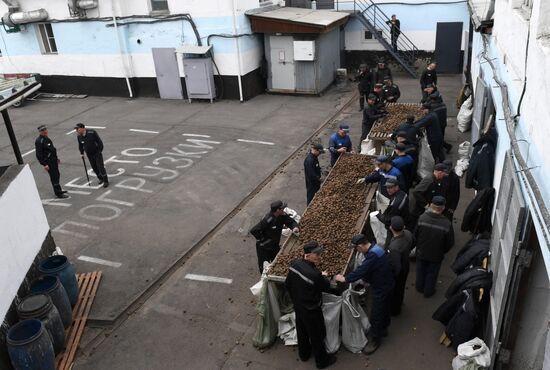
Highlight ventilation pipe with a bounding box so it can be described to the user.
[68,0,98,13]
[2,8,48,27]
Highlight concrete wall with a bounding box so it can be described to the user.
[0,165,56,368]
[338,0,470,51]
[0,165,50,324]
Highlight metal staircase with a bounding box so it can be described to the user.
[338,0,419,78]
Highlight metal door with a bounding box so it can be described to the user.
[486,152,526,365]
[435,22,463,73]
[152,47,184,100]
[269,36,295,92]
[295,61,316,93]
[471,77,493,151]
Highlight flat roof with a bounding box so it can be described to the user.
[247,7,349,34]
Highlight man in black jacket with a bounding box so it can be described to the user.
[392,116,419,147]
[376,178,409,245]
[414,196,454,298]
[385,15,401,51]
[382,78,401,103]
[304,143,325,205]
[430,92,452,153]
[409,163,450,229]
[420,62,437,100]
[250,200,299,273]
[285,241,336,369]
[386,216,414,315]
[442,159,460,220]
[35,125,68,199]
[374,60,392,84]
[75,123,109,187]
[414,103,444,163]
[355,64,373,111]
[361,94,386,142]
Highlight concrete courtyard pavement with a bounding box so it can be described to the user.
[72,75,477,370]
[0,88,355,322]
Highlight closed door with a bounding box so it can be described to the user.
[435,22,463,73]
[152,47,184,100]
[269,36,295,91]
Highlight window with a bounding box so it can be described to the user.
[150,0,169,13]
[37,23,57,54]
[363,30,382,40]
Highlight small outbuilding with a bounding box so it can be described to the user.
[247,7,349,94]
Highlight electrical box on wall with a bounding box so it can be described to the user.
[293,41,315,61]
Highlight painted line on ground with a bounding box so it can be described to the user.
[66,126,106,135]
[129,129,159,134]
[237,139,275,146]
[78,255,122,268]
[22,149,36,157]
[182,133,211,138]
[67,190,92,195]
[184,274,233,284]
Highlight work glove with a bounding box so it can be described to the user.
[356,178,366,184]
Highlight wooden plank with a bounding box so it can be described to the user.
[59,272,94,370]
[57,273,92,370]
[61,272,102,370]
[56,272,102,370]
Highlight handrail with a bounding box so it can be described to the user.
[356,0,419,53]
[335,0,419,76]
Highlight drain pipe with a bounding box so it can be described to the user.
[111,0,133,98]
[231,0,244,102]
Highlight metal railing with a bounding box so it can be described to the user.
[336,0,420,75]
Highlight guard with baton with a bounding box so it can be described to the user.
[74,123,109,188]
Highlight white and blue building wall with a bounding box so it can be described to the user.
[0,0,268,99]
[336,0,470,68]
[470,0,550,368]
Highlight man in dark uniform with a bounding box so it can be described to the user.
[371,83,386,110]
[420,62,437,101]
[382,78,401,103]
[74,123,109,187]
[442,159,460,221]
[386,216,414,316]
[285,241,336,369]
[361,95,386,142]
[35,125,68,199]
[430,91,452,153]
[335,234,395,354]
[250,200,299,273]
[355,63,373,111]
[392,115,419,147]
[304,143,325,205]
[414,196,454,298]
[373,60,392,84]
[376,178,409,245]
[414,103,445,163]
[409,163,449,230]
[386,14,401,51]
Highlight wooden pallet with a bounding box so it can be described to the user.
[56,271,102,370]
